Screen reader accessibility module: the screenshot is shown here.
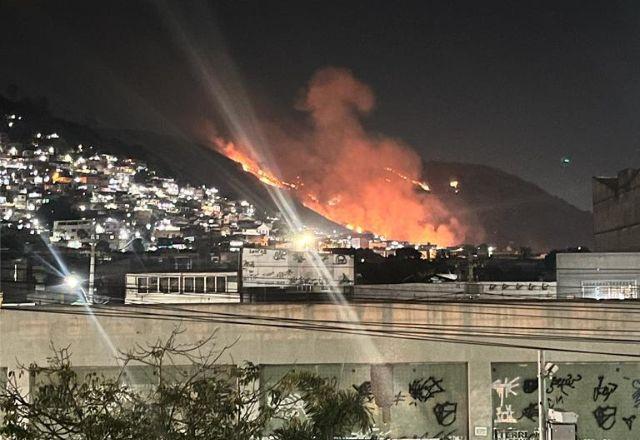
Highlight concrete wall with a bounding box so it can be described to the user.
[262,363,469,438]
[492,362,640,439]
[557,253,640,299]
[2,301,640,439]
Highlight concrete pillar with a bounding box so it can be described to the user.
[468,359,493,440]
[7,364,32,403]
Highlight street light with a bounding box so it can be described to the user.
[545,362,559,376]
[64,273,82,289]
[292,230,315,251]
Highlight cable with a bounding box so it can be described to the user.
[5,302,640,359]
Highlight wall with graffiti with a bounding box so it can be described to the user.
[261,363,468,439]
[492,362,640,440]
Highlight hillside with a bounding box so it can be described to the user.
[0,95,344,232]
[424,162,593,250]
[0,95,593,250]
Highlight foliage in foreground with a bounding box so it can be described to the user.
[0,329,372,440]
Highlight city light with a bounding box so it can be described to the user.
[64,274,82,289]
[292,230,316,251]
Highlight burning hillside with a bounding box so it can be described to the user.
[213,68,470,246]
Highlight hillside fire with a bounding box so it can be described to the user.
[213,68,467,246]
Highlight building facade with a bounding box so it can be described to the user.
[355,281,557,301]
[593,168,640,251]
[51,219,94,244]
[124,271,239,304]
[241,248,355,293]
[556,252,640,299]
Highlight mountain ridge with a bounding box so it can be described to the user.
[0,95,593,250]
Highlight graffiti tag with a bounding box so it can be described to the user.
[593,375,618,402]
[352,381,374,403]
[623,414,636,431]
[408,376,445,404]
[493,377,520,424]
[546,373,582,396]
[518,402,538,422]
[433,401,458,426]
[632,379,640,408]
[593,405,617,430]
[522,378,538,394]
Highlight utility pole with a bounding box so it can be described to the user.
[237,249,243,303]
[87,223,96,304]
[538,349,546,440]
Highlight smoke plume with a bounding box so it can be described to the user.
[216,67,467,245]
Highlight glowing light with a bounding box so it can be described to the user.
[292,230,316,251]
[64,274,82,289]
[384,167,431,192]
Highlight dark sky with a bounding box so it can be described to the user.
[2,0,640,210]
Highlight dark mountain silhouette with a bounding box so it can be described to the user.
[0,95,593,250]
[423,162,593,250]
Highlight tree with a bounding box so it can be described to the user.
[131,238,145,254]
[271,372,373,440]
[95,240,111,254]
[394,247,421,260]
[35,197,78,228]
[0,329,373,440]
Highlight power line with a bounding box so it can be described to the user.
[4,302,640,359]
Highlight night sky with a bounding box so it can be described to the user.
[2,0,640,210]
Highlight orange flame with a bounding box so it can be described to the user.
[210,68,467,246]
[214,137,461,245]
[214,138,297,189]
[384,167,431,192]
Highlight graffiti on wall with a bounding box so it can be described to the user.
[492,362,640,440]
[261,363,469,439]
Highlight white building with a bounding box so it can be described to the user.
[125,271,239,304]
[51,219,94,244]
[355,281,556,301]
[256,222,270,237]
[557,252,640,300]
[241,248,355,293]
